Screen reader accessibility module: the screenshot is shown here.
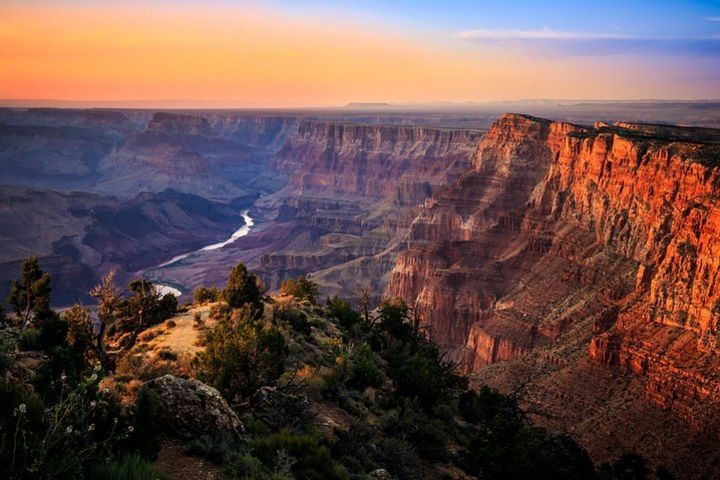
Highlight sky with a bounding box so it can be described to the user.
[0,0,719,107]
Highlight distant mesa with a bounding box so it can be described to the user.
[343,102,394,109]
[146,111,213,136]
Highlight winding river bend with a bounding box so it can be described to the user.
[152,210,254,296]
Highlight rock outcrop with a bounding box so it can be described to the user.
[144,375,244,440]
[387,114,720,444]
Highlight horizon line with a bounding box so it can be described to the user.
[1,97,720,110]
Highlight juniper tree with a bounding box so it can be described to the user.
[8,256,52,329]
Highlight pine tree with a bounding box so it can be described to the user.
[224,263,263,314]
[8,256,52,329]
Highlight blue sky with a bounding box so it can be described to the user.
[271,0,720,58]
[272,0,720,35]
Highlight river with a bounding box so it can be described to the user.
[151,210,254,296]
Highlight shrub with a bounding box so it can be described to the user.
[223,451,296,480]
[127,388,164,459]
[391,353,447,411]
[186,431,245,465]
[88,454,164,480]
[348,343,381,390]
[382,399,450,463]
[165,319,177,328]
[0,333,16,375]
[374,437,419,480]
[280,276,319,304]
[37,310,70,351]
[2,371,128,479]
[157,348,178,361]
[193,312,204,329]
[194,286,220,304]
[195,309,286,402]
[377,298,413,344]
[252,430,349,480]
[224,263,263,314]
[326,296,363,333]
[8,256,52,327]
[19,327,42,350]
[158,293,178,320]
[63,304,93,356]
[275,305,311,335]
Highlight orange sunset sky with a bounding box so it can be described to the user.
[1,1,719,107]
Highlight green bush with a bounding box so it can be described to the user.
[381,399,450,463]
[326,297,363,333]
[374,437,419,480]
[275,305,311,335]
[0,333,16,375]
[194,286,220,304]
[19,327,42,350]
[37,310,70,350]
[88,454,164,480]
[158,293,178,320]
[348,343,381,390]
[127,388,164,459]
[391,353,446,411]
[224,263,264,314]
[280,276,319,304]
[252,430,349,480]
[195,309,287,402]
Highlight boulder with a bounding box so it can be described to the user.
[144,374,243,440]
[369,469,393,480]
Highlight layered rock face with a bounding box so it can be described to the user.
[387,114,720,441]
[272,120,480,197]
[205,114,298,151]
[253,122,481,296]
[96,112,265,200]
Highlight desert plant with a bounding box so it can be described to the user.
[252,430,349,480]
[194,286,220,304]
[224,263,264,314]
[126,388,163,459]
[195,308,286,402]
[275,304,311,335]
[88,453,164,480]
[7,256,52,329]
[280,276,319,305]
[18,327,42,351]
[347,343,381,390]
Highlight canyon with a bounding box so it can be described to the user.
[3,102,720,476]
[387,114,720,476]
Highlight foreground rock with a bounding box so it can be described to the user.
[145,374,244,440]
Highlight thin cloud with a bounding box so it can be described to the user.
[706,17,720,22]
[456,28,633,41]
[454,28,720,57]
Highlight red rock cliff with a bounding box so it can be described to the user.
[388,113,720,434]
